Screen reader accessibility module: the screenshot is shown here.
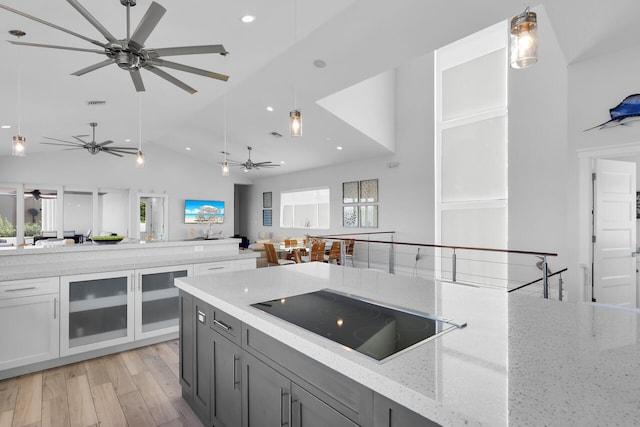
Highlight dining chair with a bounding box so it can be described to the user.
[324,241,341,264]
[344,239,355,266]
[293,249,303,264]
[302,241,326,262]
[265,243,296,266]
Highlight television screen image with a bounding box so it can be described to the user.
[185,199,224,224]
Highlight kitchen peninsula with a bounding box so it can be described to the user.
[175,262,640,427]
[0,239,257,379]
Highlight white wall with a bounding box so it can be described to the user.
[242,52,435,247]
[507,6,569,286]
[0,143,249,240]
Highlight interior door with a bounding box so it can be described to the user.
[593,158,637,307]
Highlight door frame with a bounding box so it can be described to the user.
[578,141,640,303]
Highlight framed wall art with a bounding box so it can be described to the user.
[359,179,378,203]
[263,191,272,208]
[263,209,272,226]
[342,181,359,204]
[343,206,358,227]
[359,205,378,228]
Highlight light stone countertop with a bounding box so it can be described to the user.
[175,262,640,427]
[0,239,258,281]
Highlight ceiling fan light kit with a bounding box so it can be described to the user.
[0,0,230,93]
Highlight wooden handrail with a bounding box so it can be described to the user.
[308,234,558,258]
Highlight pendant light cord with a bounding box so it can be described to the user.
[17,37,22,136]
[224,95,227,162]
[293,0,298,109]
[138,94,142,151]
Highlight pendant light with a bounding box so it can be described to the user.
[221,95,229,176]
[289,0,301,137]
[136,94,145,168]
[10,30,26,157]
[509,6,538,69]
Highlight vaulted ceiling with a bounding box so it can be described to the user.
[0,0,637,177]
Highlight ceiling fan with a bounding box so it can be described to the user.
[0,189,57,200]
[0,0,229,94]
[40,122,139,157]
[225,146,280,171]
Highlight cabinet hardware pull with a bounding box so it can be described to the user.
[208,266,225,270]
[279,388,287,427]
[232,354,239,390]
[289,394,293,427]
[212,319,231,331]
[197,310,206,324]
[5,286,36,292]
[54,297,57,319]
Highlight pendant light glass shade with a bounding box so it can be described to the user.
[509,7,538,69]
[12,135,25,157]
[290,109,301,137]
[136,150,145,168]
[221,161,229,176]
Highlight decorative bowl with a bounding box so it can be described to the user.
[90,236,125,244]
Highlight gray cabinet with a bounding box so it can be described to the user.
[292,383,359,427]
[211,324,242,427]
[242,351,290,427]
[193,299,212,424]
[373,393,440,427]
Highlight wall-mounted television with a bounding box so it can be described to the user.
[184,199,224,224]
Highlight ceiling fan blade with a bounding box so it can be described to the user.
[41,141,85,147]
[149,59,229,81]
[129,1,166,50]
[97,140,114,147]
[255,164,281,167]
[72,58,115,76]
[0,4,106,48]
[8,40,104,54]
[147,44,227,58]
[102,150,124,157]
[143,65,197,94]
[42,136,86,146]
[130,69,145,92]
[104,147,138,151]
[66,0,119,44]
[72,136,90,144]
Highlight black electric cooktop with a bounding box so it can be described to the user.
[251,289,466,361]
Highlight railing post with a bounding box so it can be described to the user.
[452,249,457,283]
[388,235,395,274]
[558,272,563,301]
[367,235,371,269]
[340,240,346,266]
[542,256,549,299]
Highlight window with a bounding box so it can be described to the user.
[280,188,330,229]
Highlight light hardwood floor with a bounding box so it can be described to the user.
[0,340,204,427]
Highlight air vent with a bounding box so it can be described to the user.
[87,100,106,106]
[270,131,283,138]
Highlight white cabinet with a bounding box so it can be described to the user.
[0,277,60,370]
[134,264,193,340]
[193,258,256,276]
[60,271,135,356]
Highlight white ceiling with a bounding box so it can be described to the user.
[0,0,637,177]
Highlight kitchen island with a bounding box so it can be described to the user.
[175,262,640,426]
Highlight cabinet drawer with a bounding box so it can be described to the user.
[193,261,235,276]
[235,258,257,270]
[210,306,241,345]
[0,277,59,299]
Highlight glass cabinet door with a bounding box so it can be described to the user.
[136,265,192,339]
[61,271,134,356]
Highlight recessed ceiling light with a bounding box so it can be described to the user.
[266,106,274,112]
[336,146,343,150]
[313,59,327,68]
[1,125,10,129]
[280,161,286,164]
[185,147,192,151]
[125,139,132,142]
[241,15,255,23]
